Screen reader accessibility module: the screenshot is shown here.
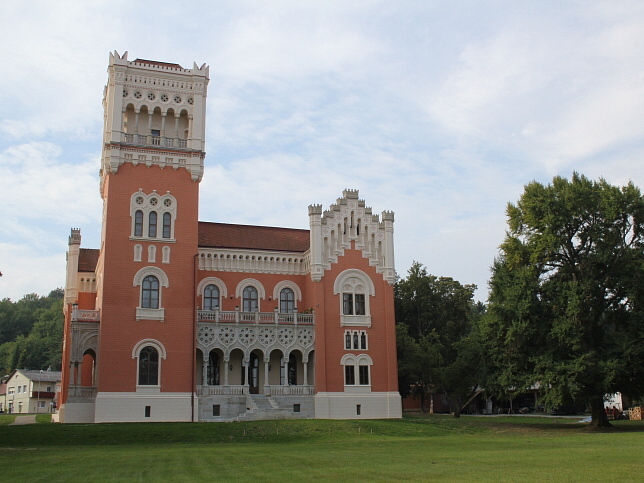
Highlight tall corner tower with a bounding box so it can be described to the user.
[92,51,209,422]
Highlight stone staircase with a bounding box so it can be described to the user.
[235,394,289,421]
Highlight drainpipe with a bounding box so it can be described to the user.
[192,253,198,422]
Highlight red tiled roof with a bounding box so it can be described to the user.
[79,249,100,272]
[133,58,183,69]
[198,222,309,252]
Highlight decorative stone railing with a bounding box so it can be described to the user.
[71,307,100,323]
[266,385,314,395]
[68,386,97,398]
[197,309,314,325]
[196,385,247,396]
[196,385,314,396]
[124,133,188,149]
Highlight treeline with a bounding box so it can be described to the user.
[0,289,64,375]
[395,262,485,417]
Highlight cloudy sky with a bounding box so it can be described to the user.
[1,1,643,302]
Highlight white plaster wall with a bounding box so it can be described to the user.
[94,392,193,422]
[59,401,96,423]
[315,392,402,419]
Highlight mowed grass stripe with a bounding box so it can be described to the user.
[1,415,643,481]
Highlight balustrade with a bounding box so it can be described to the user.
[197,309,314,325]
[124,133,187,149]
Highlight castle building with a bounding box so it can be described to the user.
[59,51,401,423]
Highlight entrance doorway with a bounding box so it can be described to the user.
[249,352,259,394]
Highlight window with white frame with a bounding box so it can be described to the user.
[243,286,258,312]
[130,190,177,241]
[133,266,169,321]
[280,288,295,313]
[198,277,228,311]
[132,339,166,387]
[344,330,368,350]
[334,269,375,327]
[204,284,220,311]
[341,353,373,387]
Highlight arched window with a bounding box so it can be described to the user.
[341,354,373,387]
[243,286,258,312]
[207,352,220,385]
[334,269,375,327]
[130,191,177,239]
[134,210,143,236]
[162,212,171,238]
[148,211,157,238]
[138,346,159,385]
[280,288,295,314]
[142,275,159,309]
[204,284,220,311]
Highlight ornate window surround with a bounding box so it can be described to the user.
[235,278,265,311]
[197,277,228,301]
[272,280,302,304]
[341,353,373,389]
[133,266,169,321]
[130,189,177,242]
[333,269,375,327]
[132,339,167,390]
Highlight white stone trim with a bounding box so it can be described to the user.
[273,280,302,303]
[133,266,169,287]
[235,278,266,300]
[132,339,167,359]
[333,269,375,296]
[197,277,228,299]
[130,189,178,240]
[198,249,309,275]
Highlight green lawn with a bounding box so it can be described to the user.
[1,414,643,481]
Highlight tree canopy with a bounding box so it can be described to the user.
[396,262,484,416]
[481,173,644,427]
[0,289,64,375]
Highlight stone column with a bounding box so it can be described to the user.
[202,352,208,386]
[223,357,230,386]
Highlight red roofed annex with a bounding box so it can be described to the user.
[59,51,401,423]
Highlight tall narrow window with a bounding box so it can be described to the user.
[142,275,160,309]
[162,212,171,238]
[134,210,143,236]
[345,332,352,350]
[353,333,359,349]
[343,293,354,315]
[354,294,366,315]
[361,332,367,350]
[138,346,159,385]
[243,286,258,312]
[280,288,295,313]
[148,211,157,237]
[359,365,370,385]
[204,284,220,311]
[345,365,355,385]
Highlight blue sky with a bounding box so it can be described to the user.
[1,1,644,302]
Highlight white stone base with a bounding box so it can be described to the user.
[94,392,193,422]
[314,391,402,419]
[58,400,96,423]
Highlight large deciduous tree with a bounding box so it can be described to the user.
[482,173,644,428]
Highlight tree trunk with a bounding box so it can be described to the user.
[453,407,461,418]
[589,396,612,429]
